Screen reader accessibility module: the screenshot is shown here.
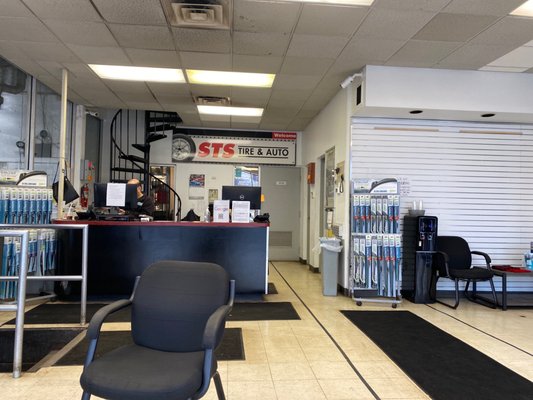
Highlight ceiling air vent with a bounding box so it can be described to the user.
[169,1,231,30]
[195,96,231,106]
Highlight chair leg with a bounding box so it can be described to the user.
[452,279,460,309]
[81,391,91,400]
[213,371,226,400]
[489,278,498,309]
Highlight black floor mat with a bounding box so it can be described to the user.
[5,301,300,325]
[55,327,244,366]
[341,310,533,400]
[0,327,84,372]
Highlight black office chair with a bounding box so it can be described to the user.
[80,260,235,400]
[433,236,498,309]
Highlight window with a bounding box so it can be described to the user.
[0,57,30,170]
[234,165,260,186]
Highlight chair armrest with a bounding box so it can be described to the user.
[471,251,491,268]
[86,299,132,340]
[202,304,232,350]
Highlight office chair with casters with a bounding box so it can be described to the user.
[433,236,498,309]
[80,260,235,400]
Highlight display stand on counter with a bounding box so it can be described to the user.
[350,178,402,308]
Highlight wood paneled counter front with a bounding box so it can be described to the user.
[53,220,269,296]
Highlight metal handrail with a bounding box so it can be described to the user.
[0,224,89,378]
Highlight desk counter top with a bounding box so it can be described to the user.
[53,219,268,228]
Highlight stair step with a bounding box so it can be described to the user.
[119,154,147,164]
[132,143,150,152]
[111,167,146,174]
[146,123,176,134]
[146,133,167,144]
[111,179,144,184]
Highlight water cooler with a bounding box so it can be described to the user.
[402,215,438,303]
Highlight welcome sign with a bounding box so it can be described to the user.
[171,129,297,165]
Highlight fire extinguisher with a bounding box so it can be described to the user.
[80,183,89,208]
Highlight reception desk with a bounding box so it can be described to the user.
[54,220,269,296]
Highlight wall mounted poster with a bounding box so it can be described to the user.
[171,128,297,165]
[189,174,205,200]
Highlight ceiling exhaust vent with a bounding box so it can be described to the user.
[168,1,231,30]
[195,96,231,106]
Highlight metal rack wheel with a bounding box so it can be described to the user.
[392,303,397,309]
[356,301,362,306]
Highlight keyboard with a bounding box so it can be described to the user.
[95,213,135,221]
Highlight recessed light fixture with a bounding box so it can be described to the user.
[409,110,423,114]
[481,113,496,118]
[510,1,533,17]
[279,0,373,5]
[89,65,185,82]
[186,70,275,87]
[197,105,264,117]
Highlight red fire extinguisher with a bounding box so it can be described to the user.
[80,183,89,208]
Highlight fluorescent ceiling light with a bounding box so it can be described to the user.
[510,1,533,17]
[89,65,185,82]
[278,0,373,5]
[197,105,263,117]
[187,70,275,87]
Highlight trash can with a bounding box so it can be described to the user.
[319,237,343,296]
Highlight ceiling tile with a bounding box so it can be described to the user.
[469,16,533,46]
[280,57,334,76]
[108,24,174,50]
[230,116,262,124]
[92,0,167,25]
[269,89,313,108]
[147,82,191,96]
[286,117,311,131]
[124,48,180,68]
[161,102,197,115]
[125,102,164,111]
[61,63,101,80]
[44,20,117,46]
[232,55,283,73]
[153,94,194,105]
[173,28,231,53]
[200,114,230,123]
[36,60,63,78]
[296,109,320,119]
[103,81,153,95]
[7,58,49,78]
[273,74,322,91]
[20,42,79,62]
[340,37,406,65]
[442,0,526,17]
[437,43,517,69]
[0,0,33,17]
[229,87,271,107]
[115,91,157,103]
[259,121,289,130]
[414,13,498,42]
[287,35,348,59]
[386,40,462,67]
[487,46,533,69]
[23,0,102,21]
[66,44,130,64]
[189,85,231,98]
[234,0,300,33]
[233,32,290,56]
[180,52,232,70]
[356,8,437,40]
[0,17,58,42]
[262,107,299,119]
[178,114,202,126]
[0,40,29,60]
[373,0,450,12]
[230,122,260,129]
[295,4,369,37]
[203,120,231,128]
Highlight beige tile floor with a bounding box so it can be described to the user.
[1,260,532,399]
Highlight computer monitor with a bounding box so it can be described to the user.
[93,183,138,211]
[221,186,261,210]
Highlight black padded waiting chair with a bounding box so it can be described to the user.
[80,260,235,400]
[433,236,498,309]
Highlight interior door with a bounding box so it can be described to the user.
[261,166,301,260]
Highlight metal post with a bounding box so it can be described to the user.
[81,224,88,325]
[12,230,29,378]
[57,69,68,219]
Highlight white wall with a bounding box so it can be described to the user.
[301,86,351,287]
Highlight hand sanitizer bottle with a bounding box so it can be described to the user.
[526,242,533,271]
[204,207,211,222]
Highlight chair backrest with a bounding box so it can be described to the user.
[436,236,472,272]
[131,260,230,352]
